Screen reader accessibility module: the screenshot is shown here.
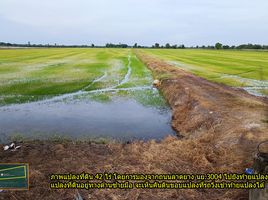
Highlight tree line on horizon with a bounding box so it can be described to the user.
[0,42,268,50]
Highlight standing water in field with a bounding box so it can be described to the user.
[0,96,173,142]
[0,53,175,142]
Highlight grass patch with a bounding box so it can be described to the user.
[6,132,115,144]
[88,93,111,103]
[117,89,168,108]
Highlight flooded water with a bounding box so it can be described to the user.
[0,53,176,142]
[0,96,174,142]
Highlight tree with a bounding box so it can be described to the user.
[154,43,160,48]
[215,42,222,50]
[179,44,185,49]
[133,43,138,48]
[165,43,171,48]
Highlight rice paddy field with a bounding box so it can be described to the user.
[142,49,268,96]
[0,48,162,105]
[0,48,173,142]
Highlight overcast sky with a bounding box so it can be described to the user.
[1,0,268,46]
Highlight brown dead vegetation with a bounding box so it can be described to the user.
[0,52,267,199]
[0,138,249,200]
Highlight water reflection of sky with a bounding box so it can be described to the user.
[0,95,175,143]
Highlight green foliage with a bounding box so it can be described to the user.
[89,93,111,103]
[165,43,171,48]
[215,42,223,50]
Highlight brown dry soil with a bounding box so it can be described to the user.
[0,52,267,200]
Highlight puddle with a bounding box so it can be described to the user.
[0,96,174,142]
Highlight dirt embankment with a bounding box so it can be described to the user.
[0,53,267,200]
[137,52,268,167]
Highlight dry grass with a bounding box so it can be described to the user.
[0,137,249,200]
